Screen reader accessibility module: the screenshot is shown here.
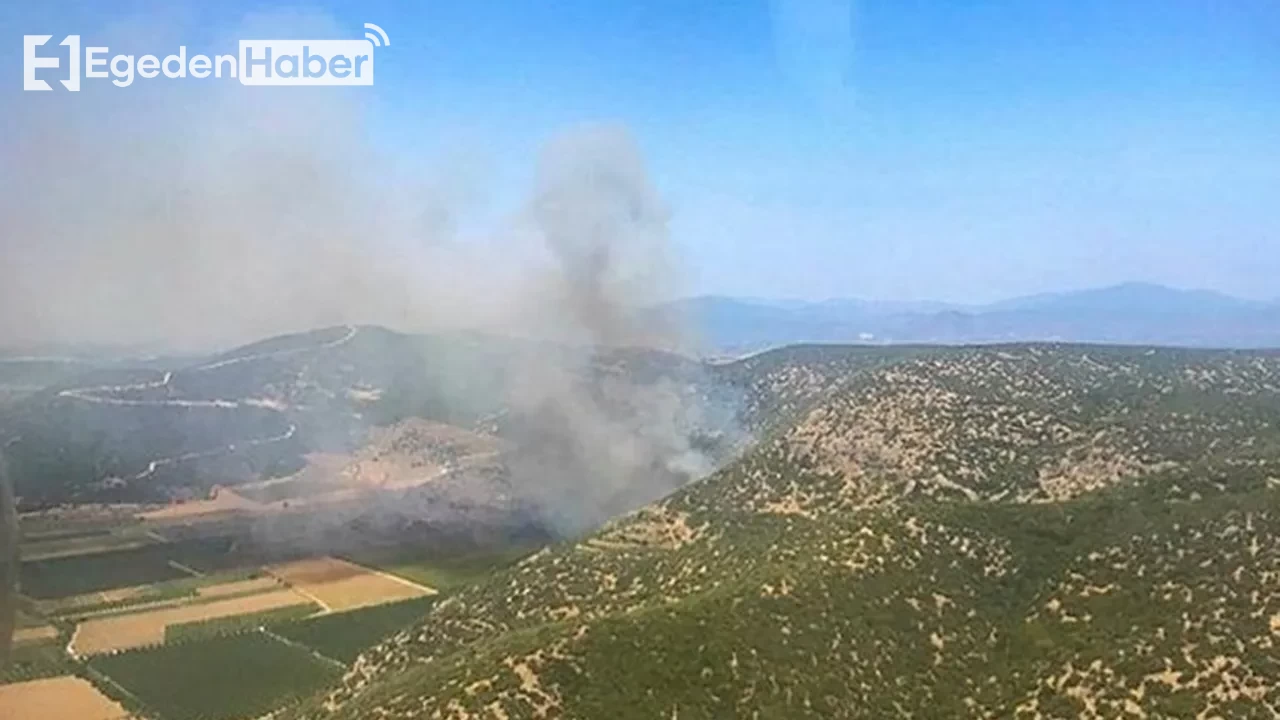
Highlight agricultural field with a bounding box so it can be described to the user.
[4,488,491,719]
[16,507,142,540]
[273,596,437,663]
[0,675,130,720]
[11,624,58,647]
[191,575,280,599]
[0,640,76,685]
[19,536,236,599]
[90,632,340,720]
[70,587,316,655]
[266,556,433,612]
[36,568,265,620]
[19,530,154,562]
[3,507,467,719]
[356,543,542,591]
[164,603,319,643]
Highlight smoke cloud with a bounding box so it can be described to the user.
[500,130,727,532]
[1,13,584,353]
[1,10,738,536]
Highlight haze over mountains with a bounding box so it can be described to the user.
[663,283,1280,355]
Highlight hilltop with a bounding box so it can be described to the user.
[295,343,1280,719]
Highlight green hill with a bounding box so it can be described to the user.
[293,344,1280,719]
[0,326,740,518]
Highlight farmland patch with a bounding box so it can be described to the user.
[267,556,433,612]
[0,676,129,720]
[90,632,340,720]
[71,588,312,655]
[19,536,236,599]
[274,595,437,663]
[361,543,540,591]
[0,641,75,685]
[11,624,58,647]
[164,603,319,643]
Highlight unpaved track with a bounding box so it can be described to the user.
[53,326,358,483]
[130,424,296,480]
[194,324,358,371]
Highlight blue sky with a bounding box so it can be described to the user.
[5,0,1279,304]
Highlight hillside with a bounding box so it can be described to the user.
[0,327,738,515]
[295,344,1280,719]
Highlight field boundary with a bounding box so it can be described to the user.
[21,539,154,563]
[267,556,430,612]
[276,580,334,613]
[83,663,152,716]
[71,588,316,656]
[261,628,346,670]
[0,675,134,720]
[62,582,287,622]
[346,560,438,595]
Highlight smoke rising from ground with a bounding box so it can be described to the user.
[1,10,738,536]
[504,131,725,532]
[0,13,653,354]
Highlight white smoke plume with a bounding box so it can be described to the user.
[0,10,739,536]
[1,12,538,353]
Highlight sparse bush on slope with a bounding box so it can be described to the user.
[294,346,1280,719]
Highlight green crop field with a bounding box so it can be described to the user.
[91,632,341,720]
[20,546,189,599]
[19,530,154,562]
[19,536,239,599]
[274,596,437,664]
[353,544,541,591]
[39,568,263,619]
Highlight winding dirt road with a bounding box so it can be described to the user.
[54,326,360,482]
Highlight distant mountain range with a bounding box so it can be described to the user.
[658,283,1280,354]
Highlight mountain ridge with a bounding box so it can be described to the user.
[659,283,1280,354]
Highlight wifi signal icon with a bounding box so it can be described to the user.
[364,23,390,48]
